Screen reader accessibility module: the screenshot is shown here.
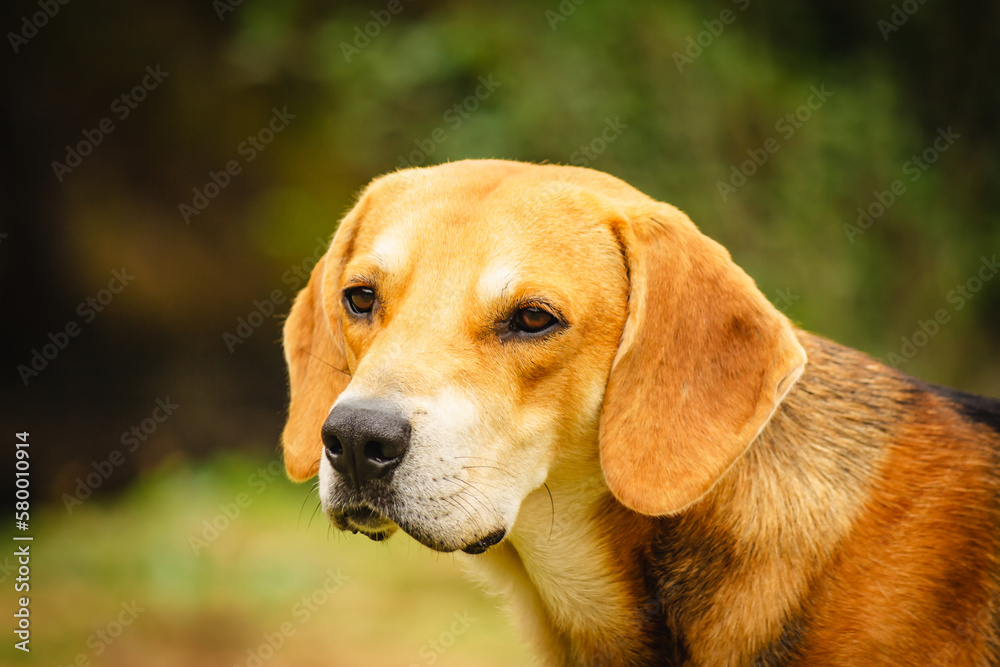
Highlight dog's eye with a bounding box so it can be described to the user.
[512,306,556,334]
[345,286,376,315]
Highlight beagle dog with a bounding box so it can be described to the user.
[280,159,1000,666]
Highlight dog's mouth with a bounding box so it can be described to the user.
[338,506,397,542]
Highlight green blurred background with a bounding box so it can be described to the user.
[2,0,998,665]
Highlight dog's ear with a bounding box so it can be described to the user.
[599,207,806,515]
[281,253,350,481]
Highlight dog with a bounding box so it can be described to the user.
[280,159,1000,666]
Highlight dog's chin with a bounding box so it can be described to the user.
[395,523,508,555]
[390,517,510,554]
[330,505,508,554]
[456,528,508,555]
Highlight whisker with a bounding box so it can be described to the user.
[460,464,514,474]
[453,456,509,464]
[463,480,500,516]
[305,349,352,377]
[453,456,517,478]
[450,491,479,523]
[298,486,318,527]
[456,472,507,491]
[307,499,323,531]
[445,493,480,526]
[441,496,470,522]
[446,477,497,517]
[542,482,555,542]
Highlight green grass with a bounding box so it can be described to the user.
[10,455,532,666]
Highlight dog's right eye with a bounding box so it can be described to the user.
[344,286,376,315]
[504,304,562,339]
[513,307,555,333]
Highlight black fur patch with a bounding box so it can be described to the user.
[751,612,808,666]
[635,555,691,666]
[920,381,1000,435]
[922,381,1000,663]
[641,513,739,663]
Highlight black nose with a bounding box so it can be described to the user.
[321,401,411,489]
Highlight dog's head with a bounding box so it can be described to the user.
[281,160,805,553]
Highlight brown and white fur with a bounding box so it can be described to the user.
[280,159,1000,666]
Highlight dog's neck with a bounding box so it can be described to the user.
[466,333,895,666]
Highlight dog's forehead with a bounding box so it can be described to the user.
[346,167,626,288]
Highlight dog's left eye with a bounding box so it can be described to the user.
[344,286,376,315]
[512,306,556,334]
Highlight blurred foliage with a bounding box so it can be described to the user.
[1,0,998,553]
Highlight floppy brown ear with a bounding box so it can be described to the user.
[281,253,350,481]
[599,206,806,515]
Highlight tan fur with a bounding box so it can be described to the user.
[280,160,1000,666]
